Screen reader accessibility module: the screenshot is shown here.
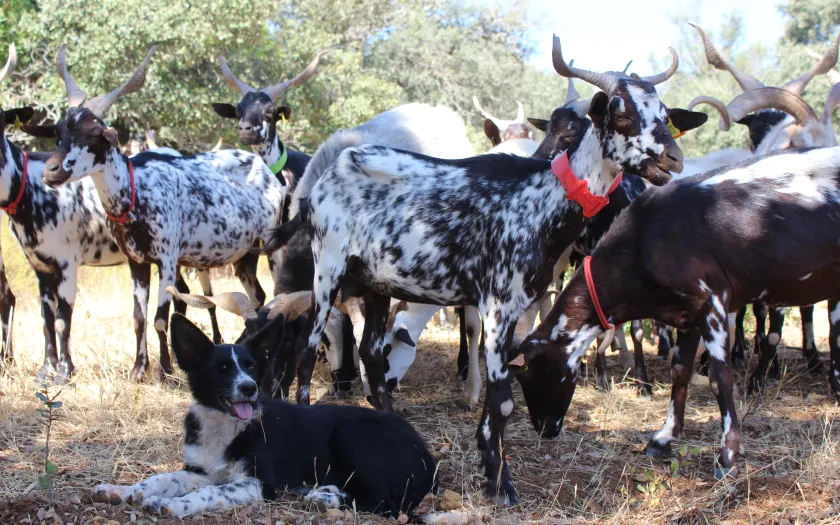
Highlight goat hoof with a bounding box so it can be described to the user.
[714,465,737,480]
[485,483,519,507]
[806,359,824,374]
[637,384,653,399]
[129,366,147,383]
[644,440,672,458]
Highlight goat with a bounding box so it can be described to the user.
[266,35,691,503]
[690,24,840,375]
[510,145,840,481]
[33,45,287,381]
[472,96,537,147]
[92,313,436,518]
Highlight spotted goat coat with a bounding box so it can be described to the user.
[268,77,687,502]
[45,108,287,380]
[512,146,840,482]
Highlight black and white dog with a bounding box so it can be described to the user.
[92,314,437,518]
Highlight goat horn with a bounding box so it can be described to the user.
[515,101,526,123]
[563,59,581,106]
[622,59,633,75]
[0,43,16,86]
[218,55,256,95]
[513,303,540,344]
[56,45,89,108]
[472,96,507,130]
[688,95,732,131]
[726,87,819,126]
[212,137,223,151]
[267,290,312,322]
[166,286,257,320]
[552,34,617,94]
[821,82,840,126]
[86,46,157,118]
[805,47,840,85]
[783,34,840,96]
[262,50,327,102]
[596,327,616,356]
[639,47,679,86]
[690,22,764,92]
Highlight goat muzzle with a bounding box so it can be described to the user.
[43,155,70,187]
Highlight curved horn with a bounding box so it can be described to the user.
[472,96,507,130]
[553,35,617,94]
[515,101,525,123]
[0,43,16,86]
[596,327,616,356]
[212,137,223,151]
[783,34,840,96]
[805,47,840,86]
[262,50,327,102]
[688,95,732,131]
[513,304,540,343]
[56,45,89,108]
[821,82,840,125]
[267,291,313,322]
[86,46,157,117]
[690,22,763,92]
[622,59,633,75]
[639,47,679,86]
[726,87,819,125]
[218,55,256,95]
[166,286,258,320]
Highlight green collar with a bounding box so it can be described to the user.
[269,142,288,175]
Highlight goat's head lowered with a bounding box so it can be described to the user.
[551,36,687,185]
[0,44,35,175]
[30,45,155,187]
[472,96,535,146]
[690,23,840,153]
[212,52,325,148]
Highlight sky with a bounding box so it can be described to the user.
[520,0,786,74]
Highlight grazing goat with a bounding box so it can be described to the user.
[35,46,287,381]
[691,24,840,376]
[92,314,436,518]
[268,36,695,503]
[510,145,840,481]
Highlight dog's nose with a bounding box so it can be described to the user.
[239,381,257,398]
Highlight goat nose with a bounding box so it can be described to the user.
[45,162,60,173]
[664,146,684,174]
[239,381,257,398]
[239,123,252,131]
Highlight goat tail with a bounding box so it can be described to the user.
[265,198,310,253]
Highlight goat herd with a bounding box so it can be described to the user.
[1,24,840,518]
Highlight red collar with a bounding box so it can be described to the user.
[106,160,136,224]
[1,151,27,215]
[583,256,613,330]
[552,151,623,218]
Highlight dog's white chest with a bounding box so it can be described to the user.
[184,405,251,484]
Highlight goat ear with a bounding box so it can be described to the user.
[588,92,609,128]
[170,313,215,372]
[243,314,286,375]
[508,344,544,376]
[212,103,237,119]
[102,127,120,148]
[274,105,292,123]
[667,108,708,133]
[21,124,56,139]
[527,118,549,132]
[483,119,502,146]
[736,115,753,127]
[5,107,35,127]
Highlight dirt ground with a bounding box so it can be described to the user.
[0,221,838,525]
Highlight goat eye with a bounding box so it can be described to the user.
[219,362,230,372]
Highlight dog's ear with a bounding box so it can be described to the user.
[170,313,215,372]
[243,314,286,376]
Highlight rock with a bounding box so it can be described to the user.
[423,512,469,524]
[440,490,462,511]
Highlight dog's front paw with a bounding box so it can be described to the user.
[142,496,173,517]
[92,484,126,505]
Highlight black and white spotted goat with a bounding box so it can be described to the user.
[35,46,287,381]
[510,144,840,481]
[690,24,840,380]
[92,313,436,518]
[267,36,697,503]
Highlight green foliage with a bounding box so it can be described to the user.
[35,383,62,505]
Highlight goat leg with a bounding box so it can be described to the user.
[35,271,60,382]
[828,299,840,402]
[129,262,152,382]
[799,305,823,373]
[195,268,222,344]
[0,260,14,365]
[749,307,785,393]
[153,261,177,379]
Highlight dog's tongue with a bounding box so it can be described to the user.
[232,402,253,420]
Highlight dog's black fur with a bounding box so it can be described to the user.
[92,314,436,518]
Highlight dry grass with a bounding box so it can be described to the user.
[0,217,839,524]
